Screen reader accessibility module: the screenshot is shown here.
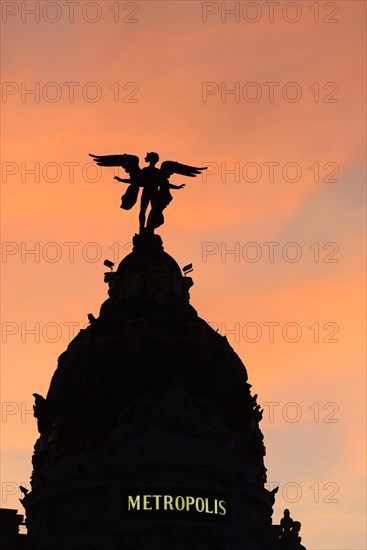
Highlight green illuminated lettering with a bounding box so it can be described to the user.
[175,496,185,511]
[128,495,140,510]
[164,495,174,510]
[195,497,205,512]
[218,500,226,515]
[143,495,152,510]
[204,497,214,514]
[186,496,195,510]
[152,494,162,509]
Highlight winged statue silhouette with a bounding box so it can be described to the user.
[89,152,207,233]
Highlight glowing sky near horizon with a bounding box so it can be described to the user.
[1,1,366,547]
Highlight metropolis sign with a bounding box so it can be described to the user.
[121,488,231,524]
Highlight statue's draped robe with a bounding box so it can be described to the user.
[120,168,173,230]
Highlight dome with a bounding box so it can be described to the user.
[26,233,272,550]
[117,233,182,278]
[32,233,265,481]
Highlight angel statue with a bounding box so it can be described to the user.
[89,151,207,234]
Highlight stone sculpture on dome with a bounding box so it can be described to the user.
[89,151,207,234]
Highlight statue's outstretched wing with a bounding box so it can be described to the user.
[89,154,142,210]
[160,161,207,179]
[89,153,141,177]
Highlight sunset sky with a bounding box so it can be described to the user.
[1,1,366,548]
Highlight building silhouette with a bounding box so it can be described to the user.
[1,233,307,549]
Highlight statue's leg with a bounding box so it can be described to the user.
[146,191,163,232]
[139,190,150,232]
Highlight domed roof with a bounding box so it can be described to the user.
[117,246,182,279]
[117,232,182,278]
[32,234,266,488]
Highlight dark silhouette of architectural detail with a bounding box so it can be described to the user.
[1,151,309,549]
[276,509,306,549]
[89,152,207,233]
[0,509,29,549]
